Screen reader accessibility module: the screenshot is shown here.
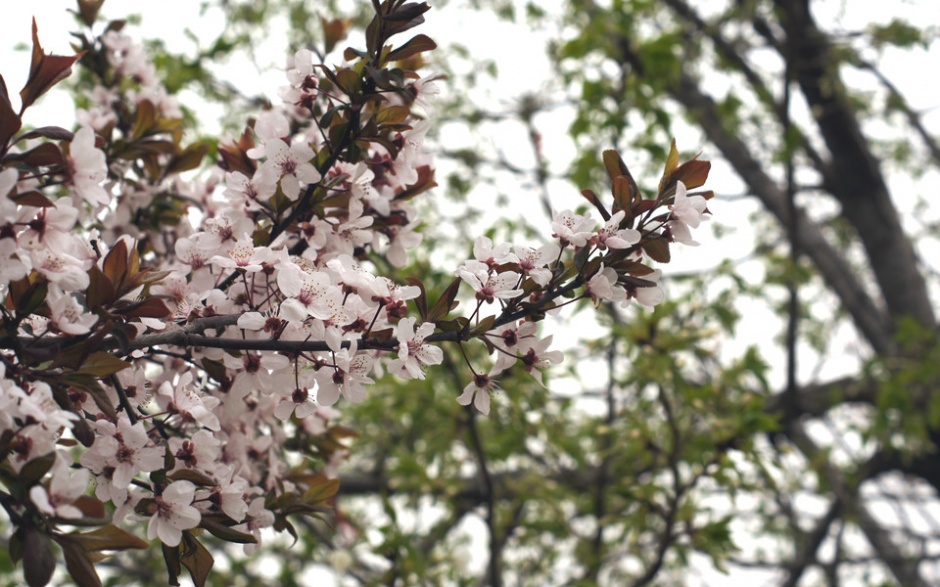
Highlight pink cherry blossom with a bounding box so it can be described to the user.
[456,369,499,415]
[68,126,110,206]
[395,317,443,380]
[147,480,202,547]
[262,140,321,201]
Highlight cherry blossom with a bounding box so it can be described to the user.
[67,126,110,206]
[668,180,708,245]
[262,139,321,201]
[147,480,202,547]
[394,317,443,380]
[456,369,499,415]
[551,209,596,247]
[29,452,90,520]
[595,210,641,250]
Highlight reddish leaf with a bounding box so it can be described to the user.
[86,265,116,309]
[632,199,658,215]
[612,175,639,214]
[129,100,158,141]
[72,495,107,520]
[580,188,611,221]
[19,451,56,487]
[179,533,214,587]
[20,19,84,112]
[321,17,349,54]
[58,538,101,587]
[169,468,217,487]
[386,33,437,63]
[102,238,129,289]
[602,149,630,180]
[394,165,436,201]
[667,159,711,192]
[0,75,23,148]
[161,542,183,587]
[428,276,461,322]
[75,0,106,27]
[164,142,209,177]
[405,277,428,320]
[5,142,64,167]
[70,524,149,552]
[16,125,74,142]
[643,237,671,263]
[217,126,256,176]
[113,297,170,319]
[10,190,56,208]
[22,527,56,587]
[200,519,258,544]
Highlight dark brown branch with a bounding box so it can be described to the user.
[774,0,935,329]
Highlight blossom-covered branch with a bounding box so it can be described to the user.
[0,2,712,586]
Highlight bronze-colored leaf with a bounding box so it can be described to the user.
[129,100,158,141]
[428,276,461,322]
[200,519,258,544]
[9,190,55,208]
[72,495,106,520]
[16,125,74,142]
[602,149,629,180]
[161,542,182,587]
[23,527,56,587]
[168,469,216,487]
[7,142,63,167]
[321,17,349,54]
[179,533,214,587]
[405,277,428,320]
[58,538,102,587]
[386,33,437,63]
[102,238,128,289]
[19,451,56,488]
[164,142,209,177]
[86,265,115,310]
[112,297,170,319]
[303,477,340,505]
[75,0,106,27]
[70,524,149,552]
[580,188,611,221]
[668,159,711,191]
[76,352,131,377]
[643,237,671,263]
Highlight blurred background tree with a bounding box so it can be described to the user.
[2,1,939,585]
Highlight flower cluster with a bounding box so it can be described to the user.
[0,3,712,586]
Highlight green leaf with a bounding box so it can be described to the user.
[76,352,131,377]
[659,138,679,194]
